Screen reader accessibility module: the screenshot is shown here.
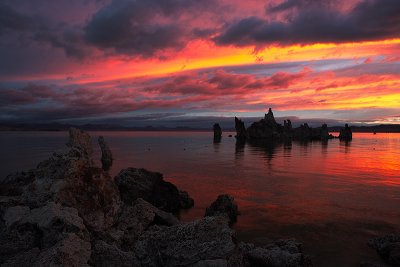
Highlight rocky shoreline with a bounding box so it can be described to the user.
[234,108,353,142]
[0,128,312,267]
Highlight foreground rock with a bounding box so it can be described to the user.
[368,235,400,265]
[0,128,311,267]
[115,168,194,213]
[205,194,239,224]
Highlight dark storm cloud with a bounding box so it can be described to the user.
[84,0,217,57]
[215,0,400,47]
[0,3,89,60]
[0,3,31,33]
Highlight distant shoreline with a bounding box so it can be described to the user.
[1,123,400,133]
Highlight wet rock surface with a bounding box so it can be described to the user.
[0,128,312,267]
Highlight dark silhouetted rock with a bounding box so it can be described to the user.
[213,123,222,139]
[205,194,239,224]
[339,124,353,141]
[179,190,195,209]
[368,235,400,266]
[98,136,113,171]
[235,117,247,140]
[114,168,194,213]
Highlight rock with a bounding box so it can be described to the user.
[339,124,353,141]
[179,190,194,209]
[133,216,236,267]
[243,239,311,267]
[34,233,91,267]
[320,123,330,141]
[3,205,30,227]
[66,128,93,163]
[112,199,179,250]
[213,123,222,140]
[90,240,139,267]
[192,259,228,267]
[368,235,400,265]
[235,117,247,140]
[264,108,278,129]
[205,194,239,224]
[1,248,40,267]
[0,202,90,266]
[115,168,193,213]
[98,136,113,171]
[360,263,384,267]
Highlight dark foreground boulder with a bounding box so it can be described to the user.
[205,194,239,224]
[368,235,400,266]
[114,167,194,213]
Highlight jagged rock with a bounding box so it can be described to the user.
[66,128,93,163]
[98,136,113,171]
[133,216,235,267]
[264,108,278,129]
[115,168,193,213]
[339,124,353,141]
[0,202,90,266]
[213,123,222,139]
[205,194,239,224]
[368,235,400,265]
[90,240,139,267]
[1,248,40,267]
[0,222,42,264]
[192,259,228,267]
[112,199,179,250]
[34,233,91,267]
[235,117,247,140]
[244,239,310,267]
[245,108,282,140]
[179,190,194,209]
[320,123,330,141]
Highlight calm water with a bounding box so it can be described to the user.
[1,131,399,266]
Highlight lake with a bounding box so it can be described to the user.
[0,131,399,266]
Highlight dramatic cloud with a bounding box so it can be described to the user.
[0,0,399,126]
[215,0,400,47]
[84,0,218,57]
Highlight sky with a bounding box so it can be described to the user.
[0,0,399,128]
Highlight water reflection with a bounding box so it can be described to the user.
[1,131,399,267]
